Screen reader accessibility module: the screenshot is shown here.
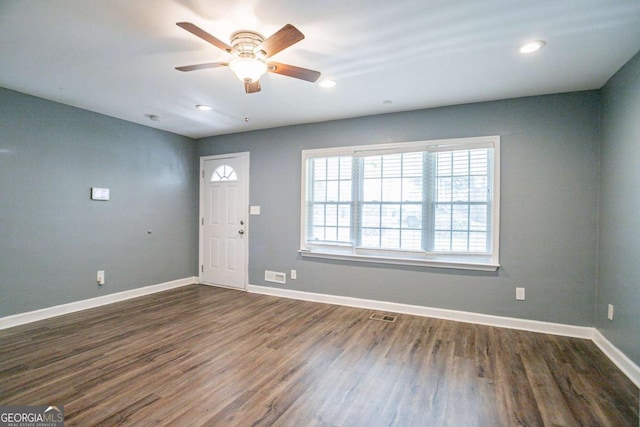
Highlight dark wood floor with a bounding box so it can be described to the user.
[0,285,637,426]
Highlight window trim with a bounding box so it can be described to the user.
[299,135,500,271]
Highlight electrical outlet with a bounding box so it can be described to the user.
[607,304,614,320]
[516,287,525,300]
[97,270,105,285]
[291,270,297,280]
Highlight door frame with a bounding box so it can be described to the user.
[199,152,250,290]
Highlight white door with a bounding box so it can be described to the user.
[200,153,249,289]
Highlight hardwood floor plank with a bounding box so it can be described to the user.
[0,285,637,426]
[519,340,579,426]
[474,324,497,380]
[492,328,547,426]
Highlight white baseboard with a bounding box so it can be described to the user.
[0,277,197,330]
[592,329,640,388]
[247,284,640,388]
[247,284,593,338]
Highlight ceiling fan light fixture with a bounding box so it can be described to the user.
[229,58,268,83]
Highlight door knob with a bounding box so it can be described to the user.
[238,229,245,235]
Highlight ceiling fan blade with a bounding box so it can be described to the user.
[255,24,304,58]
[175,61,228,72]
[244,81,261,94]
[176,22,233,53]
[268,62,321,82]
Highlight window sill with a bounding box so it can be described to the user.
[298,249,499,272]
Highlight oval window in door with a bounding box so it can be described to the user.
[211,165,237,182]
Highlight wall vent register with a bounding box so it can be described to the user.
[265,270,286,284]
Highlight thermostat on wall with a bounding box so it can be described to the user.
[91,187,110,201]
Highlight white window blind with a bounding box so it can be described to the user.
[357,151,424,251]
[308,156,352,243]
[300,136,500,271]
[430,148,492,253]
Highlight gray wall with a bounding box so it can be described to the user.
[598,51,640,365]
[0,88,199,317]
[198,91,601,326]
[4,59,637,363]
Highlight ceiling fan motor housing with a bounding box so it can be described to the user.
[231,31,265,58]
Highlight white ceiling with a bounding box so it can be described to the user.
[1,0,639,139]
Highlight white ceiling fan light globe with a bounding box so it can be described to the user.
[229,58,268,83]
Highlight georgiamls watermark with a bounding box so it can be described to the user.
[0,406,64,427]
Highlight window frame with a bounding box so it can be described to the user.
[299,135,500,271]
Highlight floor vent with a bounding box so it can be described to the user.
[369,312,397,322]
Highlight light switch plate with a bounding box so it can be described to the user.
[250,205,261,215]
[516,287,525,300]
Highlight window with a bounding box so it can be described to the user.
[300,136,500,271]
[211,165,237,182]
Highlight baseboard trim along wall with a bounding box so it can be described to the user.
[247,284,640,388]
[591,329,640,389]
[0,277,197,330]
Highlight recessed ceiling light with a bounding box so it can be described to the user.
[519,40,546,54]
[319,79,336,88]
[196,104,213,111]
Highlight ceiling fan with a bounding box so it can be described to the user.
[175,22,321,94]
